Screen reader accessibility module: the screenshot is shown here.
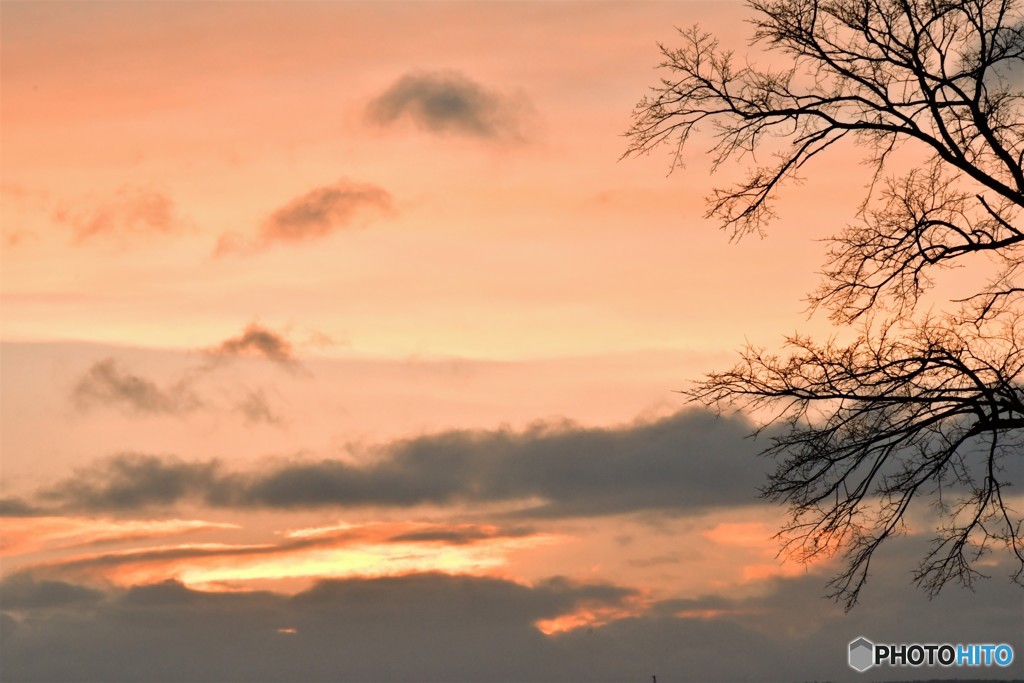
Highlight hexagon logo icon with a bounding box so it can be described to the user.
[849,637,875,672]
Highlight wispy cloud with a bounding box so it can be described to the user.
[234,389,281,426]
[70,324,297,422]
[54,186,190,243]
[367,71,532,141]
[1,182,50,247]
[216,180,393,254]
[71,358,201,416]
[0,516,238,557]
[16,521,553,590]
[386,525,535,545]
[26,410,771,517]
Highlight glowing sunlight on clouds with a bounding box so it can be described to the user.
[0,516,238,558]
[21,520,561,593]
[3,1,1022,680]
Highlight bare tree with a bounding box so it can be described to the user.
[625,0,1024,608]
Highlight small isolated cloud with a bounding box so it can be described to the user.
[217,180,392,254]
[261,181,392,244]
[367,70,531,141]
[304,328,347,350]
[209,323,297,366]
[71,358,201,416]
[54,186,189,243]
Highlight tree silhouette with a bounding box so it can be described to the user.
[626,0,1024,608]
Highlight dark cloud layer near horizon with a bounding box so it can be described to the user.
[3,563,1020,683]
[367,71,531,140]
[0,575,104,611]
[0,573,629,683]
[24,409,772,517]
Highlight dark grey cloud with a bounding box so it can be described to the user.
[38,453,221,512]
[0,573,630,683]
[2,560,1020,683]
[0,576,103,610]
[54,186,188,243]
[386,525,535,545]
[28,409,773,516]
[209,323,297,366]
[0,497,44,517]
[367,71,530,140]
[71,358,201,416]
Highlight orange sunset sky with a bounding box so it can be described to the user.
[1,1,1021,681]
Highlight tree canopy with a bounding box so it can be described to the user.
[626,0,1024,608]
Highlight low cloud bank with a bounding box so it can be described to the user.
[24,409,773,517]
[3,566,1020,682]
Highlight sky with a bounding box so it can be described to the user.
[1,1,1022,682]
